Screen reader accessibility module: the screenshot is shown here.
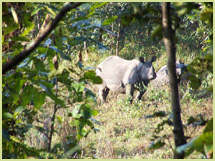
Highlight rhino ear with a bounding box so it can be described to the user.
[139,57,145,63]
[151,56,157,62]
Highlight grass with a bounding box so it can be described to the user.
[78,50,213,159]
[79,81,212,159]
[24,48,213,159]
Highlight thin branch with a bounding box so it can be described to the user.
[48,104,58,152]
[35,126,50,139]
[48,74,59,152]
[35,117,44,124]
[2,2,83,74]
[95,25,118,37]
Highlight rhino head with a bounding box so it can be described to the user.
[138,56,157,81]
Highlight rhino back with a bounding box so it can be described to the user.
[97,56,131,91]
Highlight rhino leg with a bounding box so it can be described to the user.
[136,90,146,100]
[135,82,147,101]
[98,85,110,103]
[126,84,135,103]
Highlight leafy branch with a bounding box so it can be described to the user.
[2,2,83,74]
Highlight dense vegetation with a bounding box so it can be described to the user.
[2,2,213,159]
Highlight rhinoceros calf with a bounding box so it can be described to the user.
[96,55,157,103]
[151,61,187,87]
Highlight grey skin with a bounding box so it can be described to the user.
[151,61,187,87]
[96,55,157,103]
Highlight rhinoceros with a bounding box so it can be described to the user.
[96,55,157,103]
[151,61,187,87]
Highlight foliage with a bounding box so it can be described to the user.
[146,2,213,158]
[2,2,105,159]
[176,118,213,158]
[2,2,213,159]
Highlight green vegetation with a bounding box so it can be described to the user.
[2,2,213,159]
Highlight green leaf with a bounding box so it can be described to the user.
[10,136,22,144]
[188,75,201,89]
[184,147,195,158]
[3,24,20,35]
[11,42,23,51]
[151,24,163,41]
[149,139,165,150]
[21,86,37,106]
[81,104,91,119]
[57,116,63,124]
[102,15,118,26]
[60,146,80,159]
[87,38,108,50]
[72,82,85,93]
[187,116,197,125]
[204,144,213,159]
[68,37,86,46]
[2,129,10,141]
[21,23,35,37]
[21,13,35,36]
[83,70,103,84]
[11,7,19,24]
[11,36,30,42]
[48,92,66,108]
[153,111,167,117]
[92,109,98,116]
[72,104,82,119]
[38,47,48,55]
[203,118,213,133]
[87,2,109,17]
[44,5,57,17]
[87,10,95,17]
[144,111,167,118]
[14,106,24,114]
[34,58,46,71]
[3,112,13,119]
[86,120,94,129]
[193,132,213,154]
[80,128,91,138]
[200,7,213,27]
[176,132,213,157]
[177,141,193,155]
[69,16,89,24]
[39,81,54,92]
[90,2,109,12]
[173,2,199,16]
[33,92,46,109]
[49,46,71,61]
[31,6,44,16]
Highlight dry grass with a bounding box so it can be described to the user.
[79,83,213,159]
[24,53,213,159]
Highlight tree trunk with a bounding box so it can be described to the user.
[84,41,89,61]
[116,23,121,56]
[78,47,82,63]
[162,2,186,159]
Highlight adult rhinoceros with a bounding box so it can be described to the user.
[151,61,188,87]
[96,55,157,103]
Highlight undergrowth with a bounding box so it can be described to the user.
[77,49,212,159]
[24,48,212,159]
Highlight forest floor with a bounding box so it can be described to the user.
[79,82,213,159]
[25,53,213,159]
